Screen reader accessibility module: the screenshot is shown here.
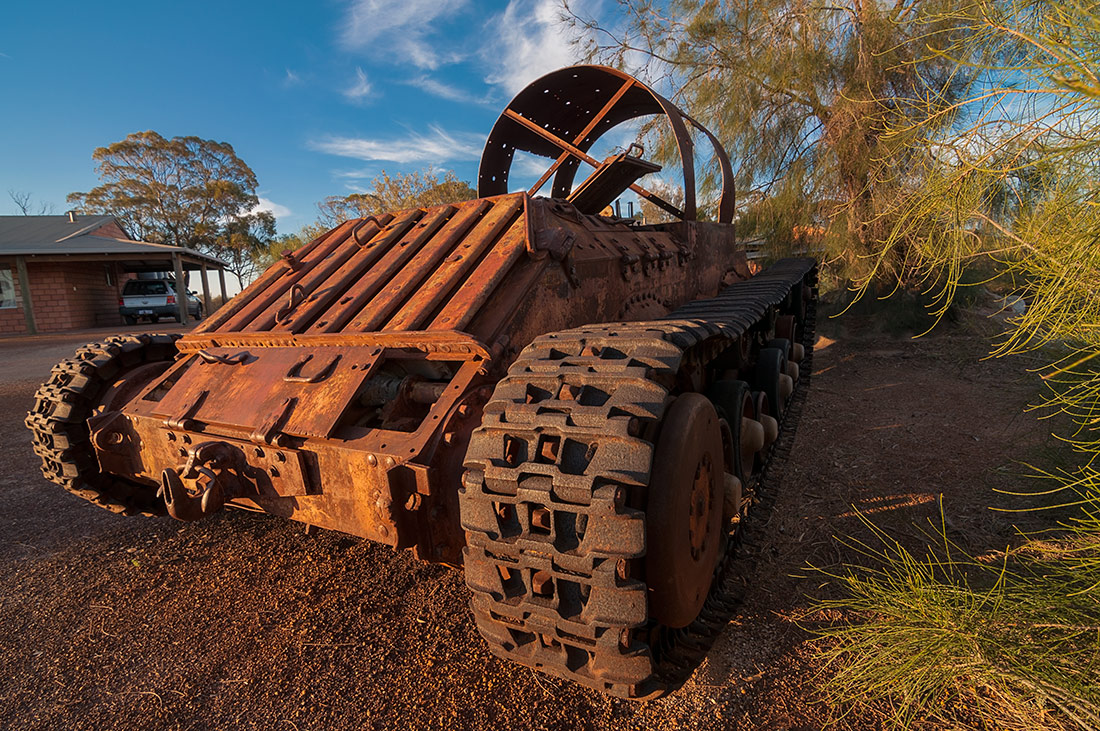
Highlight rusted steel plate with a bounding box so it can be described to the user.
[174,330,492,358]
[383,197,524,331]
[211,219,378,333]
[278,205,456,334]
[195,221,353,333]
[311,200,493,334]
[102,417,313,498]
[428,220,528,331]
[349,194,522,332]
[242,211,423,333]
[150,346,381,439]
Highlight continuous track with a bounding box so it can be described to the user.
[25,333,181,517]
[461,257,817,698]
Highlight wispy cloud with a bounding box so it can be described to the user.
[339,0,469,70]
[404,75,492,106]
[481,0,587,95]
[283,68,302,87]
[343,67,374,103]
[251,197,293,219]
[309,124,484,165]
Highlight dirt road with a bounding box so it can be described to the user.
[0,325,1048,730]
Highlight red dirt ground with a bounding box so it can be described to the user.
[0,321,1053,730]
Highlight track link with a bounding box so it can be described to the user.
[461,257,817,698]
[25,333,181,516]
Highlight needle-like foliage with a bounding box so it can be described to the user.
[809,3,1100,727]
[570,0,982,280]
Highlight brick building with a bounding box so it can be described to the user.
[0,214,227,335]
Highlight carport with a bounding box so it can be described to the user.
[0,214,229,335]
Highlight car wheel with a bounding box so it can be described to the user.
[124,315,137,326]
[193,307,203,321]
[151,315,160,324]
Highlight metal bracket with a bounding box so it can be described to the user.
[284,353,341,383]
[275,283,307,324]
[158,440,253,521]
[164,388,207,431]
[250,397,296,445]
[197,349,249,365]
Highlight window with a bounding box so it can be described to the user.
[0,268,16,309]
[122,280,170,296]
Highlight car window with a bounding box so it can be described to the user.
[123,281,169,296]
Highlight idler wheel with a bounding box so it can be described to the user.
[646,393,725,628]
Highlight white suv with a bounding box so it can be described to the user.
[119,280,202,325]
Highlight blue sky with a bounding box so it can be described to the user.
[0,0,595,235]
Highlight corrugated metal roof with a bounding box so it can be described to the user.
[0,214,119,247]
[0,215,224,266]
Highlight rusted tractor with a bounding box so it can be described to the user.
[26,65,816,699]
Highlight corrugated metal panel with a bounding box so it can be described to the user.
[204,193,531,337]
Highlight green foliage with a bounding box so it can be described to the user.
[68,131,275,285]
[572,0,979,279]
[867,1,1100,329]
[808,3,1100,728]
[813,502,1100,729]
[316,168,475,227]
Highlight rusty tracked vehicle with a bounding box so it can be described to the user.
[27,66,817,699]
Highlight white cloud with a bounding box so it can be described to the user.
[404,75,492,106]
[339,0,468,70]
[309,124,484,165]
[284,68,302,86]
[513,153,555,178]
[251,197,293,220]
[482,0,588,96]
[344,67,374,102]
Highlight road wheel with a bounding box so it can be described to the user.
[123,315,137,326]
[646,393,725,629]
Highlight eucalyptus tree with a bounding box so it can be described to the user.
[68,131,275,285]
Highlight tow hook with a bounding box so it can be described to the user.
[158,441,255,521]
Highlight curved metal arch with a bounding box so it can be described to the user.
[477,65,735,223]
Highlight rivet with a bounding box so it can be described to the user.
[366,454,377,466]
